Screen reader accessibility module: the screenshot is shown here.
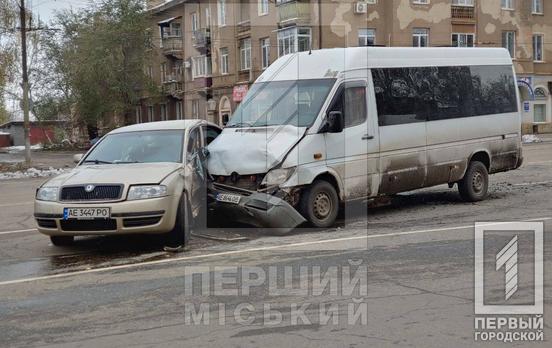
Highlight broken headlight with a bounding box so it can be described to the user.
[261,168,295,187]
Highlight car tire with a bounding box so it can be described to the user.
[166,192,191,248]
[458,161,489,202]
[299,180,339,228]
[50,235,74,246]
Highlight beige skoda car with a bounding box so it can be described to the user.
[34,120,221,247]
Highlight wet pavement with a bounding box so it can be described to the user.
[0,141,551,347]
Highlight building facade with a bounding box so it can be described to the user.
[138,0,552,133]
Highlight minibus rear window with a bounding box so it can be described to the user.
[373,65,518,126]
[227,79,336,128]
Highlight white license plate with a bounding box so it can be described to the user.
[63,207,111,220]
[216,193,241,204]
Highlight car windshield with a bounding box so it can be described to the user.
[227,79,336,128]
[83,130,184,164]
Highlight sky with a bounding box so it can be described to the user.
[29,0,90,24]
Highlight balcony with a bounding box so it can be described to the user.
[236,20,251,38]
[193,77,213,97]
[192,28,211,53]
[162,37,184,59]
[451,5,476,24]
[277,0,310,25]
[162,80,184,99]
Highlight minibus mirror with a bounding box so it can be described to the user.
[327,111,344,133]
[73,154,84,164]
[200,147,210,159]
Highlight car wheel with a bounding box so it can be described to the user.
[165,192,191,248]
[458,161,489,202]
[299,180,339,228]
[50,235,74,246]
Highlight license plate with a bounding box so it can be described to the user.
[216,193,241,204]
[63,207,111,220]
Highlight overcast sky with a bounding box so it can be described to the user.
[30,0,90,24]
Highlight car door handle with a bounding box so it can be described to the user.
[362,135,374,140]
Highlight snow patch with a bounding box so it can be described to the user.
[5,144,43,153]
[522,135,542,144]
[0,167,68,180]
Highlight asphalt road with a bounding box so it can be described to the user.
[1,142,551,347]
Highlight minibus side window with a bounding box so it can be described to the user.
[328,85,367,128]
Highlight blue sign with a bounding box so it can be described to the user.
[523,101,530,112]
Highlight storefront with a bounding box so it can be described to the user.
[518,76,552,134]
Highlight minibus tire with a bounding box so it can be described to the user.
[50,235,74,246]
[299,180,339,228]
[166,193,191,248]
[458,161,489,202]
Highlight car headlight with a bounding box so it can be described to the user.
[261,168,295,187]
[36,187,59,202]
[127,185,168,201]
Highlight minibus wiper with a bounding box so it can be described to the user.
[83,159,113,165]
[226,122,254,128]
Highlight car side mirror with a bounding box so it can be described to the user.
[73,154,84,164]
[326,111,344,133]
[201,147,210,158]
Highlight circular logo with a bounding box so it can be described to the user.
[85,184,95,193]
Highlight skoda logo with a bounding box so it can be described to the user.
[85,185,95,193]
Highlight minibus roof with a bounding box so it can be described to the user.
[257,47,513,82]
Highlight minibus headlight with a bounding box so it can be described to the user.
[36,187,59,202]
[127,185,168,200]
[261,168,295,187]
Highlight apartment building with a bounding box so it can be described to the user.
[137,0,552,133]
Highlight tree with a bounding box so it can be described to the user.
[49,0,157,135]
[0,0,17,123]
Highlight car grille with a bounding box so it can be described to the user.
[123,216,162,228]
[36,219,57,229]
[60,185,123,201]
[60,219,117,231]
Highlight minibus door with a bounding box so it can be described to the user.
[324,81,379,200]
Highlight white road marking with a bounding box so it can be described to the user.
[0,217,550,287]
[511,181,552,187]
[0,228,37,236]
[0,202,34,208]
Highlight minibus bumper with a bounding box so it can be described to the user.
[209,190,306,233]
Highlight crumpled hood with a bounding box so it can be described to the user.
[44,162,181,187]
[207,125,306,175]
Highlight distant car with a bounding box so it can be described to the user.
[34,120,221,248]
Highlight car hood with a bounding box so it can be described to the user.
[44,162,181,187]
[207,125,307,175]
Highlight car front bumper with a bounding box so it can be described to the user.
[34,195,180,236]
[209,188,306,234]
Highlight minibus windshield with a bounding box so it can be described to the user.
[227,79,336,128]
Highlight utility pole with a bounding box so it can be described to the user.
[19,0,31,166]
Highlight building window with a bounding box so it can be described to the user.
[192,100,199,118]
[412,0,429,4]
[160,63,167,83]
[358,29,376,46]
[191,12,199,32]
[502,31,516,58]
[205,8,211,27]
[412,28,429,47]
[176,101,183,120]
[534,104,547,123]
[501,0,513,10]
[135,106,142,124]
[261,38,270,69]
[533,34,544,62]
[147,105,154,122]
[452,0,474,5]
[452,33,475,47]
[160,104,167,121]
[146,66,153,80]
[217,0,226,27]
[258,0,269,16]
[532,0,544,14]
[277,27,312,57]
[193,55,212,78]
[240,38,252,71]
[220,47,229,75]
[239,0,250,23]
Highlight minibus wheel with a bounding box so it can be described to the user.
[165,193,191,249]
[299,180,339,228]
[458,161,489,202]
[50,236,74,246]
